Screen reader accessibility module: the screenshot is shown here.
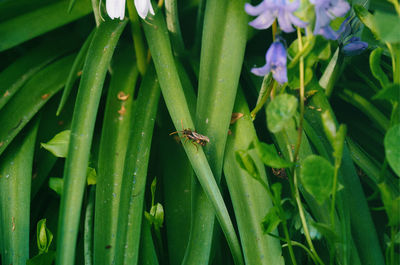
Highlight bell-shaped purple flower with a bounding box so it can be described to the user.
[337,18,368,55]
[252,40,288,84]
[310,0,350,37]
[245,0,307,33]
[342,37,368,56]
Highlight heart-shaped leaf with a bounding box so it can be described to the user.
[300,155,334,204]
[266,94,298,133]
[384,124,400,177]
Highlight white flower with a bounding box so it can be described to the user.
[134,0,155,19]
[106,0,126,20]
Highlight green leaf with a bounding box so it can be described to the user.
[57,30,95,116]
[271,183,282,202]
[0,54,75,157]
[0,0,92,51]
[0,36,77,110]
[378,181,400,226]
[36,219,53,254]
[150,203,164,230]
[309,221,338,242]
[369,48,390,88]
[143,8,245,265]
[373,83,400,102]
[113,66,161,265]
[374,11,400,43]
[254,141,293,168]
[261,207,281,234]
[26,251,56,265]
[266,94,298,133]
[293,210,322,240]
[49,178,63,196]
[0,120,39,265]
[300,155,334,205]
[384,124,400,177]
[333,125,346,164]
[354,5,379,38]
[150,177,157,206]
[86,167,96,185]
[41,130,71,158]
[235,150,260,180]
[321,110,337,144]
[93,42,139,265]
[56,20,127,265]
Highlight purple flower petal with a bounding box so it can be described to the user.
[249,10,276,29]
[251,64,271,76]
[245,0,306,32]
[251,40,288,84]
[318,25,340,40]
[342,38,368,56]
[245,2,266,16]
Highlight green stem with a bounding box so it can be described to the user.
[90,0,101,26]
[165,0,185,56]
[293,27,305,162]
[294,171,325,265]
[127,1,148,75]
[330,165,340,228]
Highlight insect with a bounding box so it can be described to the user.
[169,121,210,149]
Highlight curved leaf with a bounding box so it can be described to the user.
[56,20,127,265]
[0,54,75,156]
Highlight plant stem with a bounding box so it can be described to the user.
[165,0,185,56]
[127,1,148,75]
[292,27,324,265]
[330,165,340,228]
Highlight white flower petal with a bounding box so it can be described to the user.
[135,0,154,19]
[106,0,126,20]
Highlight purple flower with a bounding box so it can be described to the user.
[310,0,350,37]
[342,37,368,56]
[245,0,307,33]
[337,18,368,55]
[252,40,288,84]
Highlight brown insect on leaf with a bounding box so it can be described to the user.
[41,93,50,100]
[169,120,210,150]
[230,113,244,124]
[117,91,129,101]
[3,90,10,97]
[118,105,126,116]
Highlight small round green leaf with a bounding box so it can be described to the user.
[255,141,293,168]
[300,155,334,205]
[384,124,400,177]
[266,94,298,133]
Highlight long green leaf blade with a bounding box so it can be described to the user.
[0,36,77,110]
[184,0,248,263]
[113,65,161,265]
[224,89,284,265]
[0,0,92,52]
[143,9,244,265]
[0,119,39,265]
[94,44,139,265]
[56,20,127,265]
[0,54,75,156]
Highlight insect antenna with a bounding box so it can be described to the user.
[169,119,185,136]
